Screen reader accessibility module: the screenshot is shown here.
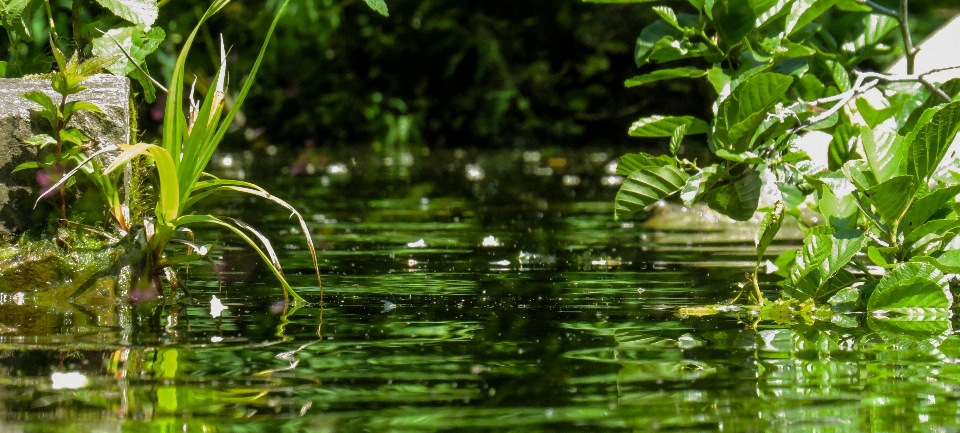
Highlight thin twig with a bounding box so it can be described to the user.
[899,0,917,75]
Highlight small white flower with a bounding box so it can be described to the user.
[210,295,228,318]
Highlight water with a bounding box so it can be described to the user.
[1,148,958,432]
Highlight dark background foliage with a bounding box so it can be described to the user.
[3,0,959,150]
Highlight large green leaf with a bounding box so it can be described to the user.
[861,126,906,183]
[363,0,389,16]
[711,1,756,49]
[899,185,960,238]
[91,26,165,102]
[624,67,706,87]
[634,20,682,67]
[628,115,710,137]
[904,218,960,256]
[786,228,864,302]
[756,201,784,261]
[862,175,916,227]
[913,250,960,274]
[907,100,960,182]
[680,164,723,206]
[704,167,761,221]
[817,174,858,231]
[614,165,689,220]
[0,0,31,29]
[93,0,158,29]
[616,153,675,176]
[784,0,839,36]
[714,72,793,151]
[867,262,952,313]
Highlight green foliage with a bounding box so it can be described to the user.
[101,0,320,301]
[603,0,960,312]
[13,44,123,229]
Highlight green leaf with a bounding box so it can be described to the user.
[669,123,687,156]
[863,175,917,227]
[93,0,158,29]
[817,173,858,231]
[711,1,755,49]
[913,251,960,274]
[785,0,839,36]
[652,6,681,31]
[867,262,952,313]
[616,153,675,176]
[907,100,960,182]
[899,185,960,238]
[680,164,723,206]
[904,218,960,255]
[756,201,784,261]
[363,0,389,16]
[704,167,762,221]
[634,20,682,67]
[21,90,58,121]
[62,100,103,121]
[614,165,690,220]
[861,126,906,183]
[60,128,90,147]
[0,0,32,29]
[12,161,44,173]
[92,26,165,102]
[867,246,894,268]
[24,134,56,149]
[714,72,793,151]
[787,228,864,302]
[628,115,709,137]
[624,67,706,87]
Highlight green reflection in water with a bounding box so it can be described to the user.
[0,149,957,431]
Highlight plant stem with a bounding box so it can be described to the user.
[899,0,916,75]
[72,0,84,50]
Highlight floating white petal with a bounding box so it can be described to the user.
[211,295,228,318]
[51,372,88,390]
[407,239,427,248]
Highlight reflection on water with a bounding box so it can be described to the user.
[0,148,957,431]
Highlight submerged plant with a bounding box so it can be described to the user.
[597,0,960,314]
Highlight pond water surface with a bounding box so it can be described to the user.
[2,148,959,432]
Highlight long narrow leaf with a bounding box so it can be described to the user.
[104,143,180,223]
[174,214,305,302]
[34,145,118,205]
[185,178,323,292]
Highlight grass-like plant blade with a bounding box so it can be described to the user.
[183,177,323,291]
[163,0,230,160]
[104,143,180,223]
[614,164,689,220]
[175,214,304,302]
[34,146,117,204]
[867,262,952,314]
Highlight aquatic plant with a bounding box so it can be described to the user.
[98,0,320,301]
[598,0,960,313]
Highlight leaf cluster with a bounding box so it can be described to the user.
[602,0,960,313]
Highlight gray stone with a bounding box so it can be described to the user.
[0,74,130,244]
